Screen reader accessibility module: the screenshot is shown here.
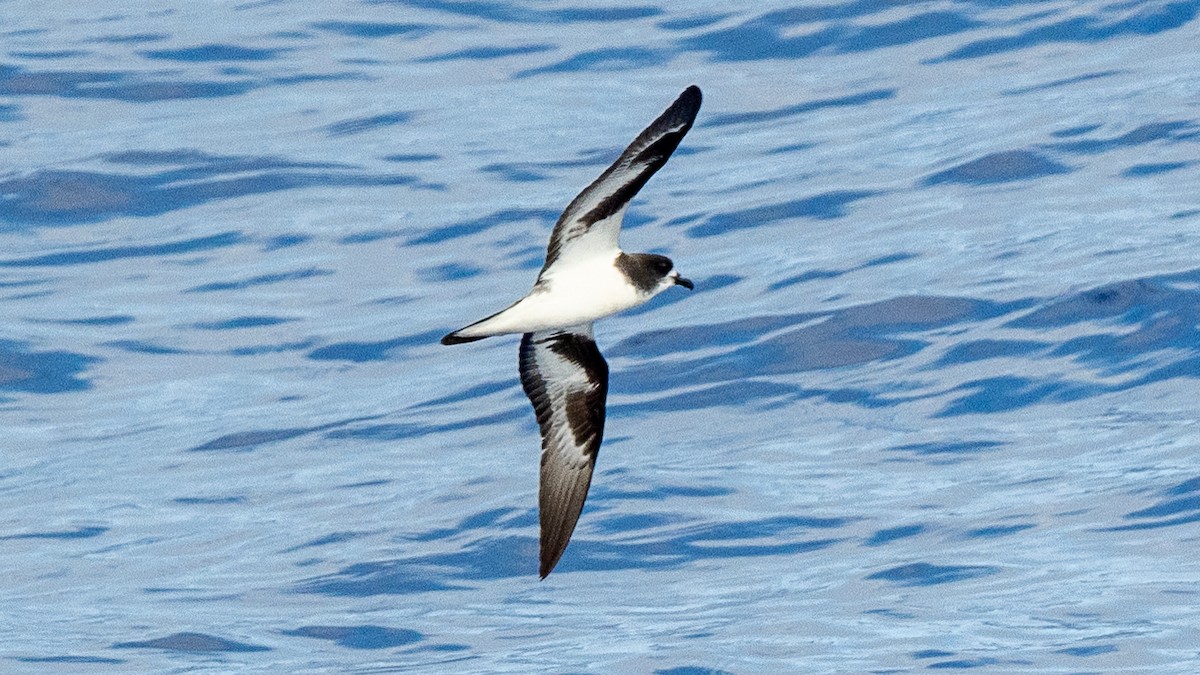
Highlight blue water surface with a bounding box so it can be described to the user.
[3,1,1200,672]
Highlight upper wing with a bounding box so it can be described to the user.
[540,85,702,275]
[518,327,609,578]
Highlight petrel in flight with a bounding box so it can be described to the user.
[441,85,702,578]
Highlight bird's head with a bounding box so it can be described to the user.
[628,251,696,293]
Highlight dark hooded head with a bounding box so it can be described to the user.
[615,252,694,295]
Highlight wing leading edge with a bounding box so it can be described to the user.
[540,85,702,273]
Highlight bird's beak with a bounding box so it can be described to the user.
[674,274,694,290]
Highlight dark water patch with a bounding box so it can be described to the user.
[76,80,256,101]
[417,44,554,62]
[686,190,878,237]
[0,155,415,226]
[191,316,296,330]
[864,252,919,267]
[678,16,839,61]
[382,1,660,24]
[683,515,850,540]
[455,507,530,534]
[515,47,667,79]
[625,295,1012,394]
[927,657,1000,669]
[324,111,413,137]
[190,415,382,452]
[14,655,125,664]
[1167,476,1200,495]
[39,314,135,326]
[417,262,483,282]
[192,428,316,452]
[87,33,168,44]
[8,50,92,60]
[1107,476,1200,530]
[655,667,734,675]
[340,229,406,244]
[913,649,957,659]
[307,329,445,362]
[767,141,817,155]
[1003,70,1122,95]
[1122,161,1191,177]
[102,340,187,355]
[680,5,983,62]
[923,150,1071,185]
[0,340,97,393]
[592,512,688,535]
[298,513,843,591]
[413,378,512,408]
[406,207,558,245]
[326,408,527,442]
[0,232,244,266]
[383,153,440,163]
[864,524,926,546]
[840,11,981,52]
[1056,644,1118,657]
[610,312,814,358]
[658,13,729,30]
[1051,123,1104,138]
[937,375,1099,416]
[867,562,999,586]
[281,625,422,649]
[173,496,246,505]
[0,63,259,101]
[262,233,310,250]
[283,532,374,554]
[1043,120,1198,154]
[482,146,613,180]
[141,44,286,61]
[311,20,435,38]
[411,508,531,544]
[1009,279,1162,327]
[0,525,108,540]
[936,338,1049,365]
[694,273,741,291]
[112,632,269,653]
[227,339,319,356]
[0,103,19,121]
[939,1,1200,60]
[891,440,1005,456]
[965,523,1034,538]
[771,252,915,291]
[590,479,736,502]
[708,89,894,127]
[186,267,334,292]
[610,380,804,414]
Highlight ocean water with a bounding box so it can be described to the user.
[3,1,1200,672]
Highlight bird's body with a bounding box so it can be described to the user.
[442,252,658,341]
[441,85,702,577]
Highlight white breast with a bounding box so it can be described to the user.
[457,254,649,338]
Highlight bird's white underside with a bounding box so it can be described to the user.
[451,206,666,339]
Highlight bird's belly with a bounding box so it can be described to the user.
[484,267,642,334]
[512,282,640,331]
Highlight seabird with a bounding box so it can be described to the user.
[441,85,702,578]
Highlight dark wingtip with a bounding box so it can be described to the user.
[675,85,702,115]
[440,332,485,345]
[539,546,561,578]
